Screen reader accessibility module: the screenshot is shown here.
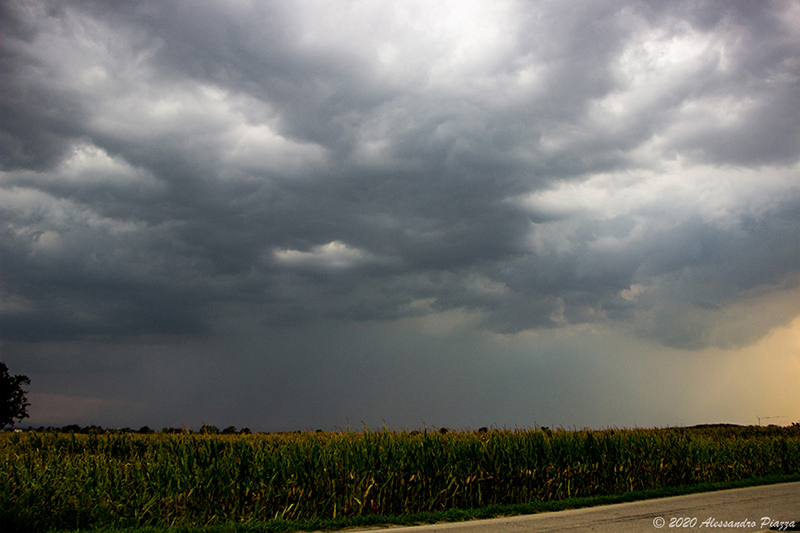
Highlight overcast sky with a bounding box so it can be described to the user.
[2,0,799,432]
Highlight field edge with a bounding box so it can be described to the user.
[52,473,800,533]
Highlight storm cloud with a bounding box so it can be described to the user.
[2,0,799,430]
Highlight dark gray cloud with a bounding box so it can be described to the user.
[2,0,799,344]
[1,0,799,429]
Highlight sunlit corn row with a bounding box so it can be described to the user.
[2,425,799,531]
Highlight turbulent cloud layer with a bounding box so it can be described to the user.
[2,0,799,360]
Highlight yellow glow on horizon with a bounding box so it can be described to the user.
[712,314,800,425]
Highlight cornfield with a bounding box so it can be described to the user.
[2,425,799,531]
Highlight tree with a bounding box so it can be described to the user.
[1,362,30,429]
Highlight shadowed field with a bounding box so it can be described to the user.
[2,424,799,531]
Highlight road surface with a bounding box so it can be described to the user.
[344,482,800,532]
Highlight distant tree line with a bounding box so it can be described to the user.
[7,424,254,435]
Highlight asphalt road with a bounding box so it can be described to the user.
[344,482,800,533]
